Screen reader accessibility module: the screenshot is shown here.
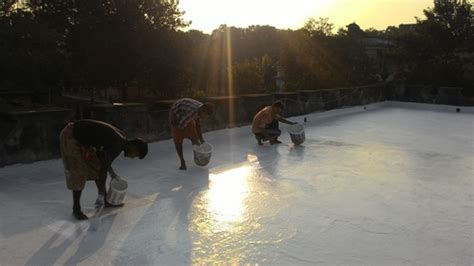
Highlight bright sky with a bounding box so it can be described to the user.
[179,0,434,33]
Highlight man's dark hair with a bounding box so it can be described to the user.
[272,100,284,109]
[200,103,215,115]
[127,138,148,159]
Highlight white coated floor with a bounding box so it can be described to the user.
[1,102,473,265]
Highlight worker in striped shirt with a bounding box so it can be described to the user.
[169,98,214,170]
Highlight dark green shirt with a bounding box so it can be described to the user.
[73,119,126,167]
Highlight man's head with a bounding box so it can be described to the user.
[271,101,284,115]
[124,138,148,159]
[198,103,215,119]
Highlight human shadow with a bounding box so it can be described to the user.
[0,160,71,239]
[111,167,210,265]
[64,214,117,265]
[24,220,83,265]
[245,143,284,181]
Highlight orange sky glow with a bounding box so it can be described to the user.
[179,0,434,33]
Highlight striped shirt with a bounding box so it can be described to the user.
[169,98,203,129]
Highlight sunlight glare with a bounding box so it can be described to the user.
[206,164,252,229]
[180,0,332,33]
[225,27,236,125]
[179,0,432,33]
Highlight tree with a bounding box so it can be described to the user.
[233,59,264,94]
[303,17,334,37]
[25,0,191,98]
[0,0,16,17]
[0,5,66,93]
[420,0,473,52]
[262,54,277,91]
[390,0,473,86]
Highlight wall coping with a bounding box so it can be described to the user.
[206,96,241,100]
[298,90,320,93]
[90,103,146,109]
[273,91,298,95]
[3,108,71,116]
[241,93,273,97]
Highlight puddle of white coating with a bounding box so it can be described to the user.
[0,102,473,265]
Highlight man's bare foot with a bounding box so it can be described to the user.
[105,201,125,208]
[255,135,265,145]
[179,160,187,170]
[73,210,88,220]
[270,139,282,145]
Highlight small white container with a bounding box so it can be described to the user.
[288,124,306,145]
[193,143,213,166]
[106,178,128,205]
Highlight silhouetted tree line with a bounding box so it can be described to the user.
[385,0,473,89]
[0,0,472,101]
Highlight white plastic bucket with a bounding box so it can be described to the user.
[288,123,305,145]
[106,178,128,205]
[193,143,213,166]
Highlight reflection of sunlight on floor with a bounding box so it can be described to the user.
[191,157,262,264]
[207,164,251,231]
[246,154,258,163]
[190,155,297,264]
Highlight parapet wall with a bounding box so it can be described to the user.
[7,83,472,167]
[0,108,74,166]
[386,85,474,106]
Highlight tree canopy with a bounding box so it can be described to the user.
[0,0,472,101]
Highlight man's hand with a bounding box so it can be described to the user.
[95,195,105,209]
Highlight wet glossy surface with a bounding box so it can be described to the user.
[1,102,473,265]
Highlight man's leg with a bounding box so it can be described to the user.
[95,170,107,200]
[187,120,200,145]
[267,119,282,144]
[255,133,264,145]
[174,142,187,170]
[268,119,281,134]
[72,190,88,220]
[171,125,187,170]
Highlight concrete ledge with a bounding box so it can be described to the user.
[240,94,275,123]
[387,85,473,106]
[205,96,244,130]
[9,84,472,167]
[298,90,323,113]
[273,92,304,117]
[0,108,73,167]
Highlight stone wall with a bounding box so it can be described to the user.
[0,84,386,166]
[386,85,474,106]
[90,103,172,142]
[0,108,73,167]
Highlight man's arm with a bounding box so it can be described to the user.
[196,120,204,144]
[189,125,202,146]
[97,148,120,179]
[108,165,119,179]
[276,114,297,125]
